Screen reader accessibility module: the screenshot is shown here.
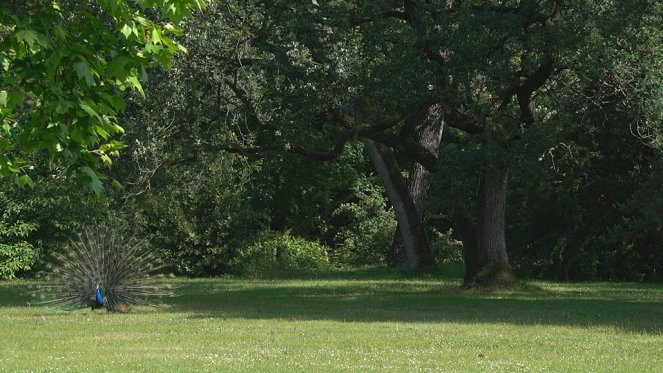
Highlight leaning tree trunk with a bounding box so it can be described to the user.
[388,105,444,266]
[363,138,434,269]
[464,168,516,287]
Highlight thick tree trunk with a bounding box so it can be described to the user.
[363,138,433,269]
[477,169,509,266]
[463,168,516,287]
[387,106,444,266]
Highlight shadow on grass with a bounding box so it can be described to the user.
[2,268,661,335]
[0,280,37,307]
[166,277,662,335]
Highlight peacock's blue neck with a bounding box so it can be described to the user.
[95,285,104,306]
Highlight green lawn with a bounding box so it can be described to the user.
[1,268,661,372]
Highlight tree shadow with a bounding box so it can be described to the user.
[3,276,661,335]
[0,281,37,307]
[166,279,662,335]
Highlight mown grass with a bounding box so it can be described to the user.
[0,267,661,372]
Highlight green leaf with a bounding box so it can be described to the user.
[120,22,138,39]
[111,124,125,135]
[98,140,126,153]
[126,74,145,96]
[0,91,6,108]
[120,23,133,39]
[55,100,74,114]
[53,26,66,40]
[140,66,149,82]
[80,166,104,197]
[46,49,65,77]
[15,29,50,49]
[6,91,24,109]
[144,43,163,55]
[151,28,162,44]
[94,124,110,140]
[15,175,34,189]
[194,0,207,10]
[107,55,131,79]
[15,30,38,49]
[73,61,96,87]
[0,55,9,71]
[79,102,103,124]
[100,154,112,167]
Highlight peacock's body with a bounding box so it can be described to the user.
[38,223,170,312]
[94,284,105,309]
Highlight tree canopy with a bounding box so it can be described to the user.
[0,0,204,195]
[1,0,662,282]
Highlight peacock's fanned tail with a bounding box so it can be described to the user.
[36,222,172,312]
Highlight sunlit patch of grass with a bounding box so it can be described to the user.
[1,269,661,372]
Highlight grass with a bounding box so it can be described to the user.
[0,267,661,372]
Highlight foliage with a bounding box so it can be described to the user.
[501,16,663,280]
[332,178,396,266]
[108,10,370,276]
[3,0,663,282]
[429,228,463,265]
[0,167,109,276]
[232,230,329,278]
[118,148,252,276]
[0,0,203,195]
[0,220,36,279]
[423,1,663,281]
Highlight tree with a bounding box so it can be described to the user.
[388,105,444,266]
[428,0,663,282]
[151,1,562,279]
[291,1,663,285]
[152,0,442,269]
[101,11,388,274]
[128,0,662,284]
[0,0,204,196]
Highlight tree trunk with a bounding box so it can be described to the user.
[464,168,516,287]
[363,138,434,269]
[388,105,444,266]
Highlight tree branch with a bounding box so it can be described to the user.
[350,10,408,27]
[515,59,555,127]
[202,54,257,69]
[223,78,268,129]
[445,111,484,134]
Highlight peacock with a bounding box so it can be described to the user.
[94,283,104,309]
[37,222,170,313]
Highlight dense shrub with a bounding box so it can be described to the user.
[233,231,330,277]
[331,180,396,266]
[0,176,106,277]
[233,231,329,277]
[0,221,36,279]
[429,228,463,265]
